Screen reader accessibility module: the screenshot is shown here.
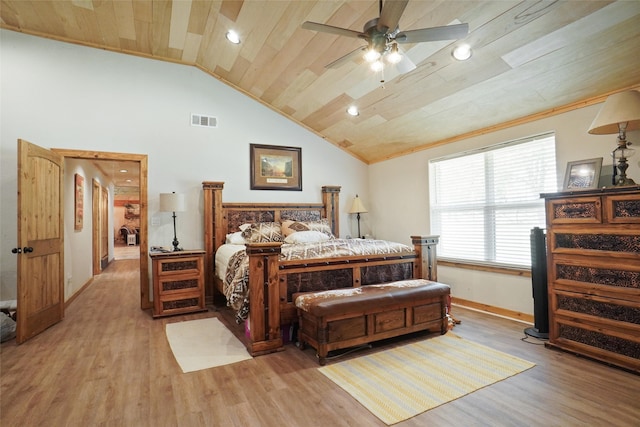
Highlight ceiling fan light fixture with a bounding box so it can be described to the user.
[452,44,472,61]
[225,30,241,44]
[364,48,381,63]
[386,44,402,64]
[370,60,384,72]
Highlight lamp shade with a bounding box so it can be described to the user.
[349,195,368,214]
[588,90,640,135]
[159,192,186,212]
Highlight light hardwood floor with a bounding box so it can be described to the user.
[1,259,639,426]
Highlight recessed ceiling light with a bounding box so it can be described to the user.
[126,179,132,183]
[452,44,472,61]
[226,30,240,44]
[119,169,128,173]
[347,106,359,116]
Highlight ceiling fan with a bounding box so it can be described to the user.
[302,0,469,74]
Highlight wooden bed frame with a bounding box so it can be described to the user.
[202,181,439,356]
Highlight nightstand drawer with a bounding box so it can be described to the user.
[157,276,200,295]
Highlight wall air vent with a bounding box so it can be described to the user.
[191,113,217,128]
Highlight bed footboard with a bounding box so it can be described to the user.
[244,236,439,356]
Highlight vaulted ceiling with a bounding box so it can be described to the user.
[2,0,640,165]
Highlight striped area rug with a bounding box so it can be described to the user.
[318,333,535,425]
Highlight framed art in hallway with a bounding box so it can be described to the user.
[562,157,602,190]
[74,173,84,230]
[250,144,302,191]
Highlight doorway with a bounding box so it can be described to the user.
[53,149,151,310]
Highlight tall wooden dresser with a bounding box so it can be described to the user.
[542,186,640,373]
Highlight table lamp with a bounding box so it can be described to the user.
[349,195,368,239]
[159,192,186,251]
[588,90,640,186]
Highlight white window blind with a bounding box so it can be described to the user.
[429,133,557,268]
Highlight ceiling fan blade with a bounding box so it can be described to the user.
[395,23,469,43]
[301,21,363,38]
[326,46,367,69]
[377,0,409,33]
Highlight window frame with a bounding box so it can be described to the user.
[429,132,557,269]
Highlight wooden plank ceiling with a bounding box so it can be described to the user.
[2,0,640,164]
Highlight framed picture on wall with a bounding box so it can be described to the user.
[74,173,84,230]
[250,144,302,191]
[562,158,603,190]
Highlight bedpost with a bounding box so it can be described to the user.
[202,181,224,304]
[322,186,341,237]
[246,242,283,355]
[411,235,439,281]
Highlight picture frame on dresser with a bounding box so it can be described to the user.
[250,144,302,191]
[562,157,602,190]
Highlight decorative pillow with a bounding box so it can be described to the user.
[225,231,246,245]
[284,230,331,244]
[281,219,334,238]
[241,222,283,243]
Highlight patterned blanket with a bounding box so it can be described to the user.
[222,239,414,323]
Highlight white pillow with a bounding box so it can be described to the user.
[284,230,331,244]
[226,231,246,244]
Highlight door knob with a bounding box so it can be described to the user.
[23,247,34,253]
[11,247,22,254]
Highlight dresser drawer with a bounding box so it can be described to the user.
[549,315,640,373]
[546,196,602,225]
[550,254,640,299]
[551,290,640,329]
[549,228,640,258]
[604,193,640,224]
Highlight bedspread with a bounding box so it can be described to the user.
[218,239,414,323]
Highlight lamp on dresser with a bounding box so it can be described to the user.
[349,194,368,239]
[588,90,640,186]
[159,192,186,251]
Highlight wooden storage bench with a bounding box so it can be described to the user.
[295,279,450,365]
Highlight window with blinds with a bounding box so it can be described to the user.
[429,132,557,268]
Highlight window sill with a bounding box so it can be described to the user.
[438,259,531,278]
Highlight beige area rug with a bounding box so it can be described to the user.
[165,317,251,373]
[318,333,535,425]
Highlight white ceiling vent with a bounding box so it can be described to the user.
[191,113,217,128]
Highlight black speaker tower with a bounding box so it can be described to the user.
[525,227,549,339]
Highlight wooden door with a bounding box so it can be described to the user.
[101,185,108,268]
[92,179,109,274]
[16,139,64,343]
[92,179,100,274]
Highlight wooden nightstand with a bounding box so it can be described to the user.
[149,250,207,318]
